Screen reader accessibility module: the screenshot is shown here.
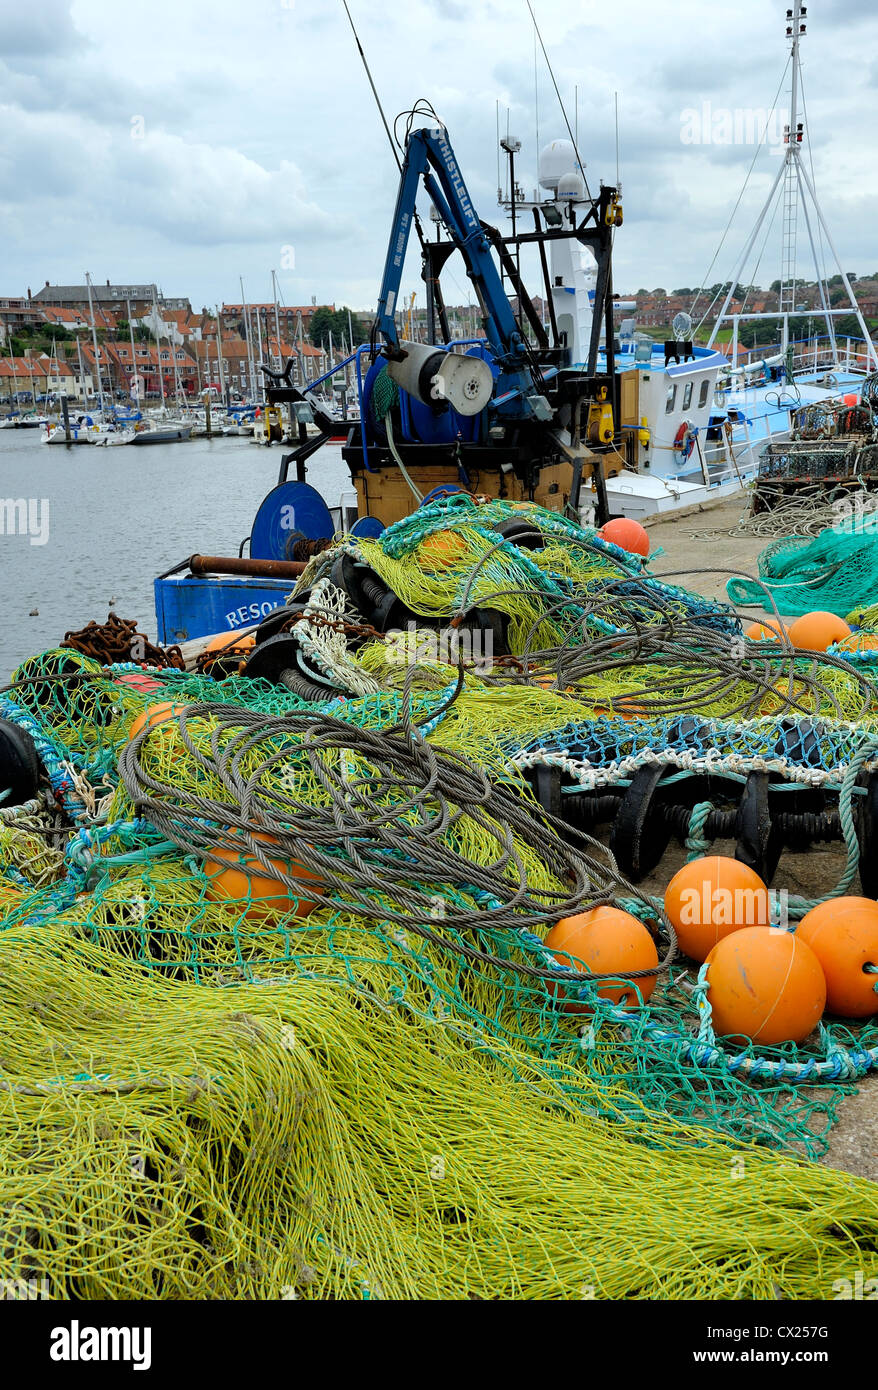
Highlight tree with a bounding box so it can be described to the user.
[309,306,365,351]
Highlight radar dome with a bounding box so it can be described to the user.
[557,170,586,200]
[538,139,582,192]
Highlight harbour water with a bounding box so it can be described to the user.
[0,430,350,675]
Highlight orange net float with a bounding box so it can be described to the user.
[418,530,470,569]
[199,630,256,676]
[664,856,770,963]
[787,610,852,652]
[203,830,322,920]
[543,905,659,1011]
[704,927,827,1045]
[796,898,878,1018]
[127,701,187,742]
[598,517,650,558]
[836,631,878,654]
[745,619,787,642]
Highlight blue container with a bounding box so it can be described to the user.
[154,575,294,645]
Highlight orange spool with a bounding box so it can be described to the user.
[544,905,659,1011]
[705,927,826,1044]
[787,610,851,652]
[127,701,186,741]
[203,831,321,920]
[598,517,650,558]
[745,619,787,642]
[664,856,770,963]
[796,898,878,1018]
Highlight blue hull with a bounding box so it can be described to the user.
[154,575,295,645]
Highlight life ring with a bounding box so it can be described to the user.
[673,421,696,461]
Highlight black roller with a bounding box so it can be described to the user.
[243,632,340,701]
[0,719,42,807]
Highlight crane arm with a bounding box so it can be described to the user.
[374,124,539,401]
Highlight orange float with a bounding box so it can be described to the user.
[203,830,321,920]
[787,610,851,652]
[705,927,826,1044]
[544,905,659,1011]
[200,630,256,674]
[598,517,650,558]
[745,619,787,642]
[836,631,878,654]
[419,530,469,568]
[664,856,771,963]
[796,898,878,1018]
[127,701,187,741]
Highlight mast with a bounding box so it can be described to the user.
[272,270,281,370]
[240,277,255,401]
[708,1,877,372]
[76,335,85,404]
[215,304,226,405]
[84,272,106,419]
[127,298,138,403]
[152,284,166,412]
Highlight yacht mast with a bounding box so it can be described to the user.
[214,304,226,404]
[272,270,281,370]
[126,299,138,403]
[84,272,106,419]
[240,277,255,401]
[152,284,167,412]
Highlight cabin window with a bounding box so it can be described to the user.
[698,378,709,408]
[665,384,677,414]
[682,382,693,411]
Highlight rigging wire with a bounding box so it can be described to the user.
[340,0,401,172]
[524,0,591,201]
[691,56,792,331]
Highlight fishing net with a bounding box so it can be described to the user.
[727,521,878,618]
[2,920,876,1300]
[3,494,878,1298]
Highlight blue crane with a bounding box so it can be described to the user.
[374,122,551,421]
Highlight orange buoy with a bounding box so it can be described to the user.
[787,610,851,652]
[705,927,826,1044]
[836,631,878,654]
[664,856,771,963]
[127,701,186,741]
[200,630,256,674]
[745,619,787,642]
[544,905,659,1010]
[598,517,650,558]
[203,831,321,920]
[419,530,469,568]
[796,898,878,1018]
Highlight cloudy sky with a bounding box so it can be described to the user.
[2,0,877,316]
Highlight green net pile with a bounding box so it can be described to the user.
[2,497,878,1298]
[727,522,878,618]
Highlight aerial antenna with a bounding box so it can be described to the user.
[614,91,621,190]
[533,28,540,159]
[525,0,591,200]
[496,99,501,196]
[340,0,401,171]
